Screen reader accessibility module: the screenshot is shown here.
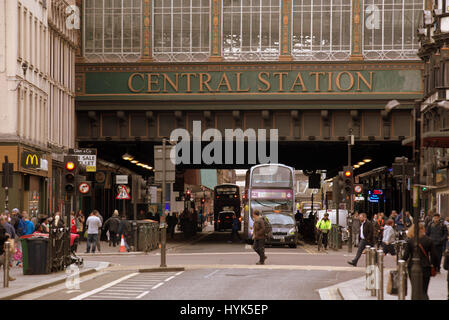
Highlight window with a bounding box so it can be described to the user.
[363,0,424,60]
[84,0,142,62]
[222,0,280,60]
[292,0,352,61]
[153,0,210,62]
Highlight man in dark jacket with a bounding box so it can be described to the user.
[426,213,448,272]
[103,210,121,247]
[348,213,374,266]
[252,210,266,265]
[118,216,132,252]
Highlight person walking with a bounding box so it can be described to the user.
[94,210,103,252]
[166,212,178,240]
[316,213,332,251]
[347,213,374,266]
[252,210,266,265]
[403,223,439,300]
[118,215,131,252]
[0,222,15,281]
[352,212,361,247]
[85,211,102,253]
[228,213,242,243]
[426,213,448,272]
[75,210,85,242]
[374,213,385,248]
[103,210,121,247]
[381,219,396,256]
[22,212,35,236]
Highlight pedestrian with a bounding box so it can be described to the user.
[443,238,449,300]
[75,210,85,242]
[424,209,435,229]
[374,213,385,248]
[0,214,16,240]
[0,222,16,282]
[85,211,102,254]
[21,212,35,235]
[352,212,360,247]
[94,210,103,252]
[70,212,77,234]
[404,211,413,228]
[425,213,448,272]
[347,213,374,266]
[381,219,396,256]
[103,210,121,247]
[9,208,20,233]
[395,210,405,232]
[228,213,242,243]
[316,213,332,251]
[252,210,266,265]
[166,212,178,240]
[138,209,147,220]
[118,215,131,252]
[403,223,439,300]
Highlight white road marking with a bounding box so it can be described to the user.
[204,269,220,279]
[136,291,150,299]
[71,273,139,300]
[175,271,184,276]
[151,282,164,290]
[165,276,175,282]
[95,292,138,296]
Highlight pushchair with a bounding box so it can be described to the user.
[70,233,83,267]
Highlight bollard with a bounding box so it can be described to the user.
[398,260,406,300]
[370,247,377,296]
[365,245,371,290]
[160,223,167,268]
[3,241,10,288]
[377,250,384,300]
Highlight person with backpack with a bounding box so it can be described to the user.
[103,210,121,247]
[252,210,266,265]
[316,213,332,251]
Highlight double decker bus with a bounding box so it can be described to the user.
[213,184,241,231]
[243,164,296,246]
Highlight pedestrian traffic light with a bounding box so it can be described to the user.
[342,166,354,199]
[64,156,78,194]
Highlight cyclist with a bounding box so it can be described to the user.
[316,213,332,251]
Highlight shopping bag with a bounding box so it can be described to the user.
[84,229,88,239]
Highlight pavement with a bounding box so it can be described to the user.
[0,260,110,300]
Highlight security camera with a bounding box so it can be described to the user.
[21,62,28,77]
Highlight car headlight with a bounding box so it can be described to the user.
[288,228,296,235]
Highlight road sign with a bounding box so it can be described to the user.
[154,145,175,183]
[354,184,363,194]
[116,185,131,200]
[78,182,91,194]
[115,175,128,184]
[69,148,97,172]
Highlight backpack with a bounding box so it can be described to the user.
[263,216,272,239]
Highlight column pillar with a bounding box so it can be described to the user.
[141,0,153,62]
[279,0,293,61]
[209,0,222,62]
[350,0,364,61]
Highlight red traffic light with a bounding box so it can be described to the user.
[66,161,75,171]
[344,170,352,177]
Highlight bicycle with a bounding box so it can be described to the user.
[317,230,323,252]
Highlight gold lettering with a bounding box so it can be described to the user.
[328,72,334,92]
[26,154,38,166]
[356,71,374,91]
[273,72,288,92]
[290,72,307,92]
[199,73,214,92]
[128,73,145,93]
[236,73,250,92]
[309,72,325,92]
[216,73,233,92]
[146,73,160,93]
[162,73,179,92]
[258,72,271,92]
[336,71,355,91]
[181,73,198,93]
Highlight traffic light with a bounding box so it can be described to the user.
[64,156,78,194]
[185,188,191,200]
[342,166,354,199]
[201,198,206,204]
[332,174,344,204]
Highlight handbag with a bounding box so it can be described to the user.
[84,229,88,239]
[386,270,398,295]
[419,243,437,277]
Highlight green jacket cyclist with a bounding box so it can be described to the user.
[316,213,332,250]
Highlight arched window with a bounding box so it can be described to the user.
[153,0,210,62]
[292,0,352,61]
[363,0,424,60]
[222,0,280,61]
[83,0,142,62]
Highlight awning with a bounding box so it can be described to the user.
[423,131,449,148]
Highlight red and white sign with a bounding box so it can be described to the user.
[116,185,131,200]
[78,182,90,194]
[354,184,363,193]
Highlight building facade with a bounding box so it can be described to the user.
[0,0,77,217]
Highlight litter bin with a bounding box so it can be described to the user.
[21,237,50,275]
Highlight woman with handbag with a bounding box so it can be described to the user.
[403,223,439,300]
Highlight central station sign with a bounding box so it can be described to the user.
[78,64,423,101]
